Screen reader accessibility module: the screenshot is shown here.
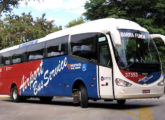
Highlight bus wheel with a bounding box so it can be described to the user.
[39,97,53,103]
[11,86,20,102]
[79,85,88,108]
[117,100,126,105]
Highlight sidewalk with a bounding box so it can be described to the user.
[0,95,10,99]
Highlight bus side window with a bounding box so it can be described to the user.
[46,35,68,57]
[47,46,60,57]
[1,51,12,65]
[27,42,45,61]
[60,43,68,55]
[71,33,98,61]
[12,55,21,64]
[98,36,112,67]
[3,57,11,65]
[12,47,27,64]
[0,56,3,66]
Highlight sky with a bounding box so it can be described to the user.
[10,0,88,27]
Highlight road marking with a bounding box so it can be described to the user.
[122,110,139,118]
[139,108,154,120]
[122,107,154,120]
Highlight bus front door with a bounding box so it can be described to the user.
[98,40,113,99]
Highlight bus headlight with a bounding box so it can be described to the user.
[116,78,132,87]
[157,80,165,86]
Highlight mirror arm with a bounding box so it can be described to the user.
[150,34,165,44]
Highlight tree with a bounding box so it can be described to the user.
[65,17,85,28]
[84,0,165,33]
[0,0,40,16]
[84,0,126,20]
[0,0,62,50]
[84,0,165,72]
[0,0,18,15]
[0,13,62,49]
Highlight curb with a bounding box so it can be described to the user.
[0,95,10,99]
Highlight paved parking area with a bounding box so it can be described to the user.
[0,95,165,120]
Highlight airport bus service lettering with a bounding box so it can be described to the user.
[20,57,68,95]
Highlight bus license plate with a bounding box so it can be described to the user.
[142,90,150,94]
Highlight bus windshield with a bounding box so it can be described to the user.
[114,29,161,73]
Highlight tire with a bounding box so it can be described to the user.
[117,100,126,105]
[11,86,20,102]
[79,85,88,108]
[39,97,53,103]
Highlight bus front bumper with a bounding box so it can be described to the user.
[114,85,164,100]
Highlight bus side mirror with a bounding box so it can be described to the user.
[150,34,165,44]
[110,29,122,45]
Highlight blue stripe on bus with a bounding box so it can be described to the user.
[19,40,38,48]
[138,71,161,84]
[20,55,98,98]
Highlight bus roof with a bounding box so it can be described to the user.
[0,18,148,53]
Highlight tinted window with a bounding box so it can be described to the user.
[0,56,2,66]
[27,42,45,61]
[12,47,26,64]
[98,36,111,67]
[1,51,12,65]
[71,33,98,60]
[12,55,22,64]
[46,35,68,57]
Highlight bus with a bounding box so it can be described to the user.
[0,18,165,108]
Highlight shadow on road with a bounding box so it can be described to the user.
[88,102,158,110]
[1,98,160,110]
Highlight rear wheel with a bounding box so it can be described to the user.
[79,85,88,108]
[11,86,20,102]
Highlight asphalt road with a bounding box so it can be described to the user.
[0,95,165,120]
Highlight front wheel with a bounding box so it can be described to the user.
[79,85,88,108]
[11,86,20,102]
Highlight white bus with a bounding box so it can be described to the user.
[0,18,164,108]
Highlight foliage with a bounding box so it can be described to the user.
[84,0,165,33]
[0,0,39,15]
[65,17,85,28]
[84,0,165,72]
[0,13,62,49]
[0,0,18,15]
[0,0,61,50]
